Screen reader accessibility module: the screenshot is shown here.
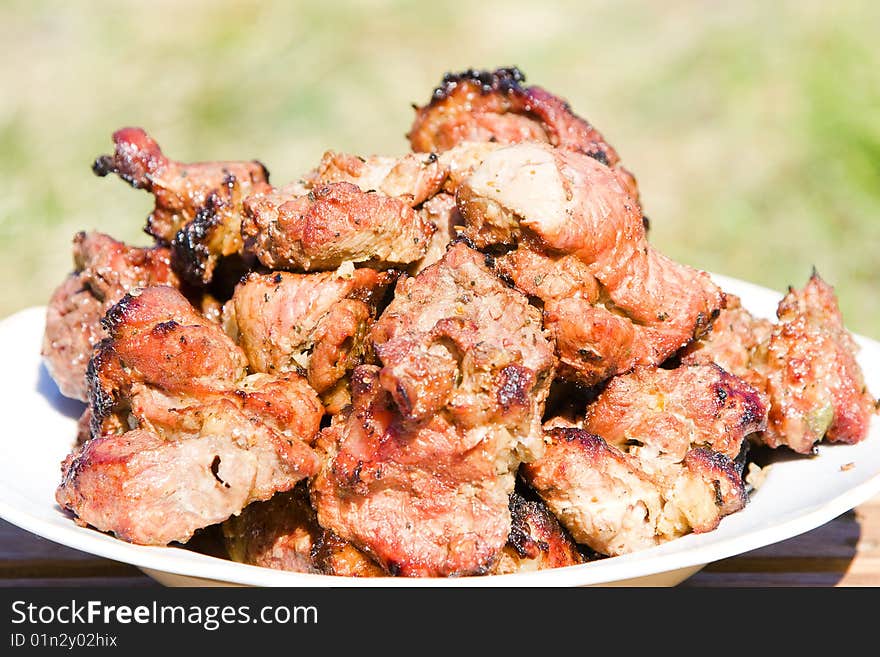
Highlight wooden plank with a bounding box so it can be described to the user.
[681,571,846,587]
[0,520,108,562]
[683,495,880,586]
[0,519,149,583]
[0,560,145,579]
[0,577,159,588]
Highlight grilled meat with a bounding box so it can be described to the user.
[308,151,447,207]
[680,294,773,391]
[410,193,462,275]
[231,266,396,412]
[371,243,554,437]
[92,127,269,284]
[583,364,767,467]
[491,488,586,574]
[223,485,385,576]
[57,286,322,545]
[408,67,638,200]
[48,67,875,576]
[42,231,180,401]
[522,427,746,557]
[312,244,555,576]
[684,273,876,453]
[495,247,648,385]
[241,181,435,271]
[461,143,723,383]
[523,365,760,555]
[523,429,666,556]
[225,482,583,577]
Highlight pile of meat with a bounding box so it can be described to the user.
[44,67,877,577]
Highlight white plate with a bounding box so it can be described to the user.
[2,274,879,587]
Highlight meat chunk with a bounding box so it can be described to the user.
[583,364,767,467]
[305,148,497,277]
[523,429,666,556]
[241,181,435,271]
[224,483,583,577]
[496,247,648,385]
[491,488,587,575]
[461,143,724,382]
[680,294,773,389]
[231,266,396,412]
[312,244,555,576]
[523,365,759,555]
[92,127,269,284]
[310,143,502,201]
[312,369,512,576]
[223,485,385,577]
[308,151,447,207]
[407,67,638,200]
[57,286,322,546]
[410,193,462,275]
[522,428,746,557]
[371,243,554,439]
[684,273,876,454]
[41,232,179,401]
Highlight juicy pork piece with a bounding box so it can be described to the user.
[312,244,556,576]
[490,489,587,575]
[42,231,180,401]
[231,266,396,412]
[461,142,724,384]
[370,243,554,440]
[308,150,448,207]
[583,364,767,467]
[495,247,651,385]
[411,193,462,275]
[684,274,876,454]
[308,143,502,200]
[407,67,638,200]
[680,294,773,389]
[223,485,385,577]
[304,146,496,275]
[57,286,322,546]
[522,365,763,556]
[92,127,269,284]
[241,181,435,271]
[224,483,583,577]
[523,427,748,557]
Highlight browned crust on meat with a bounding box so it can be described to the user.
[313,245,555,577]
[41,232,180,401]
[583,364,767,462]
[310,150,448,207]
[372,242,555,433]
[409,67,617,164]
[408,67,639,199]
[523,425,748,555]
[491,490,585,574]
[58,285,323,546]
[231,268,396,412]
[241,181,434,271]
[93,127,269,285]
[683,274,876,454]
[223,486,384,577]
[312,367,515,577]
[480,160,724,383]
[522,428,664,555]
[682,447,747,528]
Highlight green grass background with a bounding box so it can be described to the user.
[1,0,877,336]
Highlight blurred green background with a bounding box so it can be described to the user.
[1,0,877,335]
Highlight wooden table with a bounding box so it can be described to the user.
[2,493,878,587]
